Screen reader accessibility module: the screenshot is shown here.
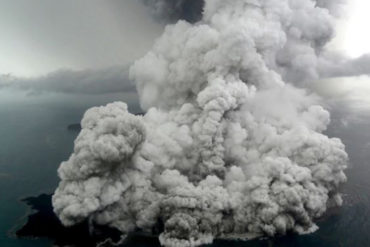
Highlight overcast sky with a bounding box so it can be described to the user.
[0,0,163,77]
[0,0,369,99]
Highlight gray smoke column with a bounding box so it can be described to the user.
[53,0,348,246]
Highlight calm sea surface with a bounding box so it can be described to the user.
[0,90,369,247]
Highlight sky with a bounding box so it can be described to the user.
[0,0,369,100]
[0,0,367,77]
[0,0,163,77]
[330,0,370,58]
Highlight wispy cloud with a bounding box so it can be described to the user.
[319,53,370,78]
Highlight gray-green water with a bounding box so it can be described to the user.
[0,90,138,247]
[0,89,369,247]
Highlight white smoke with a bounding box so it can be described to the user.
[53,0,348,246]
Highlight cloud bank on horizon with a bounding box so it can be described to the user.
[0,53,369,95]
[0,66,135,95]
[52,1,352,246]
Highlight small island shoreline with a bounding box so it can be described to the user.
[15,193,127,247]
[14,191,345,247]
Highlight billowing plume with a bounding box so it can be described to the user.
[53,0,348,246]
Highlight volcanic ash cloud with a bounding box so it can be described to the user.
[53,0,348,246]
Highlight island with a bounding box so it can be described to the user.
[67,123,82,132]
[16,193,161,247]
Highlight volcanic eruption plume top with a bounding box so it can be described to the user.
[53,0,348,246]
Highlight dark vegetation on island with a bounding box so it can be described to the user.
[16,194,161,247]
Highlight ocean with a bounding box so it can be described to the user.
[0,89,369,247]
[0,90,138,247]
